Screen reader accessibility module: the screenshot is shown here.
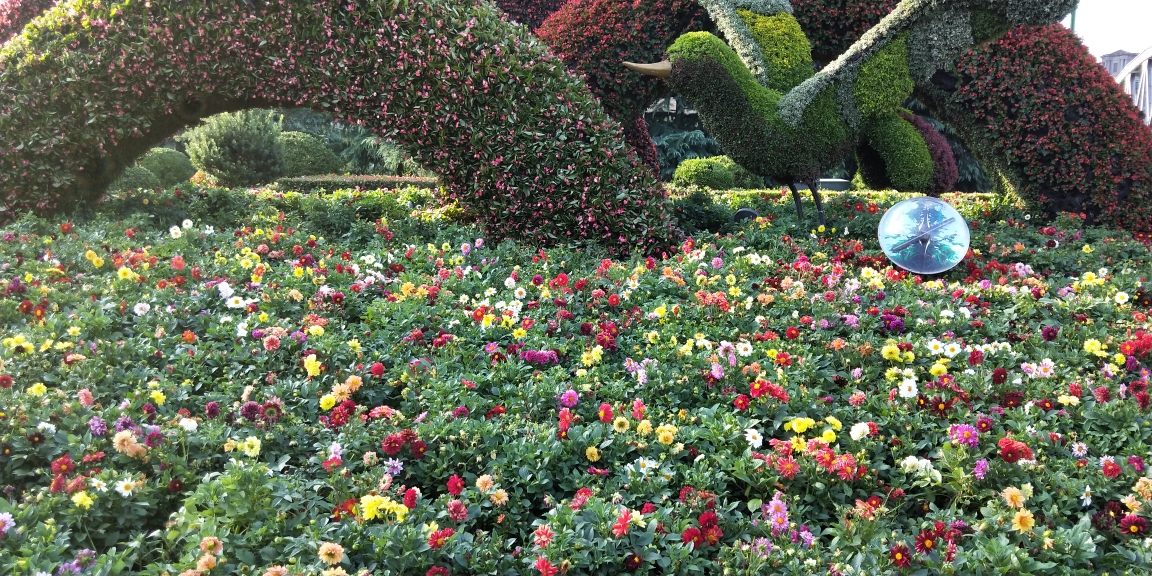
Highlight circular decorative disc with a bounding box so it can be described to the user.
[877,197,970,275]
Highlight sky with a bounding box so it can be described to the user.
[1060,0,1152,60]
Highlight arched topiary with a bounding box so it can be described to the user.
[0,0,674,254]
[137,148,196,188]
[280,131,345,178]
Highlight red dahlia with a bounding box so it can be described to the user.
[1120,515,1148,536]
[889,543,912,567]
[914,529,938,554]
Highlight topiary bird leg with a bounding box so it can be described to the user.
[805,179,826,227]
[787,182,805,222]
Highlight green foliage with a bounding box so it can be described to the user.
[280,131,345,178]
[652,129,722,181]
[341,131,402,175]
[854,35,914,119]
[109,165,161,193]
[182,110,286,188]
[860,113,934,191]
[970,9,1011,43]
[737,10,813,92]
[673,157,735,189]
[136,148,196,187]
[669,188,735,233]
[716,156,765,188]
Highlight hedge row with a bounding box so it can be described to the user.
[275,174,440,193]
[0,0,674,254]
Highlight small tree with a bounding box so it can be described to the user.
[182,110,286,187]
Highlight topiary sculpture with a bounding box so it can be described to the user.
[625,0,1074,225]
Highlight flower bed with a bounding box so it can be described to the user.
[1,184,1151,575]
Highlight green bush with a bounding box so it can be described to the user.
[714,156,765,188]
[181,110,286,188]
[280,131,345,177]
[672,156,763,190]
[109,165,161,193]
[670,189,734,234]
[673,157,736,189]
[136,148,196,187]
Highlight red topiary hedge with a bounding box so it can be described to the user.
[0,0,675,254]
[790,0,897,62]
[492,0,571,31]
[937,25,1152,231]
[0,0,54,40]
[535,0,707,172]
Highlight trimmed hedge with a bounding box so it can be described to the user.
[672,156,764,189]
[109,165,161,193]
[136,148,196,188]
[672,157,735,189]
[280,131,345,178]
[0,0,674,254]
[275,174,440,193]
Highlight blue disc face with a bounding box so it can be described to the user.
[877,197,971,275]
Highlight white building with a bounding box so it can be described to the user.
[1102,50,1137,77]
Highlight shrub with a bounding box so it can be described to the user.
[654,129,722,181]
[670,188,735,233]
[715,156,765,188]
[109,166,161,193]
[492,0,570,30]
[673,157,736,189]
[136,148,196,187]
[181,110,286,188]
[280,131,345,178]
[790,0,898,61]
[0,0,53,40]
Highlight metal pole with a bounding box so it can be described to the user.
[1070,9,1076,32]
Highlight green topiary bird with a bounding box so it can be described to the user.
[626,0,1077,226]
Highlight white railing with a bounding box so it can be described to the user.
[1117,46,1152,127]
